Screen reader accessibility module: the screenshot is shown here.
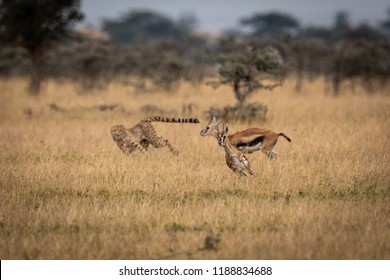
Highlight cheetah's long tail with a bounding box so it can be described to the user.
[143,116,200,124]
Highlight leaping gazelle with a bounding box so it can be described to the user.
[200,116,291,159]
[217,123,254,177]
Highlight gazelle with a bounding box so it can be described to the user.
[218,123,254,177]
[200,116,291,159]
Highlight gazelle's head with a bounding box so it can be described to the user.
[200,115,221,138]
[218,124,229,147]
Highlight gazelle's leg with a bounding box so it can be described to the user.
[269,150,279,159]
[246,163,255,175]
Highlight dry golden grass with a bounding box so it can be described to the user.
[0,77,389,260]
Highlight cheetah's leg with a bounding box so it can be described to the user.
[141,123,179,155]
[122,135,146,154]
[140,139,149,151]
[151,137,179,155]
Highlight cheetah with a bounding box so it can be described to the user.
[111,116,200,155]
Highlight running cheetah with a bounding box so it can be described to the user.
[111,116,200,155]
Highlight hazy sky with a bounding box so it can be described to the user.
[81,0,390,32]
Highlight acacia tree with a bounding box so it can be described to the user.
[210,46,286,104]
[0,0,83,96]
[207,46,286,121]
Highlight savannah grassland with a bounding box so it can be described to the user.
[0,77,389,260]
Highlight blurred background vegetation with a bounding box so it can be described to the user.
[1,1,389,117]
[1,2,389,260]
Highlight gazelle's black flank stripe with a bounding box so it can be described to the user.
[143,116,200,123]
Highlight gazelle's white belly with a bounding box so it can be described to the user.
[238,142,262,153]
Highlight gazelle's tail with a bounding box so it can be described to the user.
[278,133,291,142]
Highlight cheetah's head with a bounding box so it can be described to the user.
[110,125,126,141]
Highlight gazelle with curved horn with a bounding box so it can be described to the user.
[217,123,254,177]
[200,116,291,159]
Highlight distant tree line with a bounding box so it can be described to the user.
[238,10,390,94]
[0,2,390,96]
